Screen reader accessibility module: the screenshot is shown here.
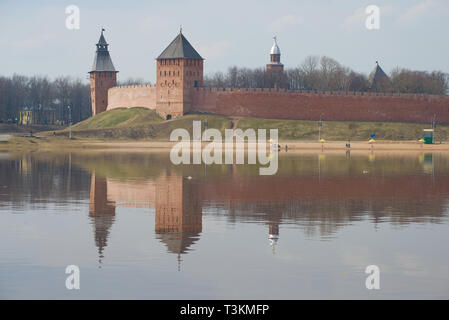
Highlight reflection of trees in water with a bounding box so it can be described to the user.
[0,154,91,206]
[208,197,448,238]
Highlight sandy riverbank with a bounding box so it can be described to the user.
[1,135,449,153]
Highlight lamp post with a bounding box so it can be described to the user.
[204,118,208,175]
[68,105,72,139]
[318,113,323,142]
[431,114,437,144]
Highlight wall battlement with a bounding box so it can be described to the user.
[110,84,156,90]
[193,87,448,101]
[191,88,449,123]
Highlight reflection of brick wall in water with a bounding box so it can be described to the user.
[191,88,449,123]
[198,175,449,202]
[155,175,202,234]
[106,178,156,207]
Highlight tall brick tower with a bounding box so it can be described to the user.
[266,36,285,88]
[156,29,203,119]
[89,29,118,116]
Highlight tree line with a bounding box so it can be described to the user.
[203,55,449,95]
[0,75,91,124]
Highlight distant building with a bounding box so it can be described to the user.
[266,36,285,88]
[19,106,56,126]
[369,61,391,92]
[266,36,284,74]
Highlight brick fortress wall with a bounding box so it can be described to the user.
[191,88,449,123]
[107,85,156,111]
[105,86,449,123]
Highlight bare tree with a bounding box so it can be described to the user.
[0,74,91,124]
[203,55,448,96]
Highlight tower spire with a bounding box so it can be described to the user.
[96,28,108,50]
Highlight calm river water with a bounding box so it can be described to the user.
[0,151,449,299]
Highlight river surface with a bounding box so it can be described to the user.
[0,151,449,299]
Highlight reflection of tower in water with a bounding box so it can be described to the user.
[266,208,281,254]
[89,173,116,267]
[155,175,202,271]
[268,222,279,254]
[87,171,202,269]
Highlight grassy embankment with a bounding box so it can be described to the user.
[64,107,232,140]
[64,107,449,141]
[2,107,449,151]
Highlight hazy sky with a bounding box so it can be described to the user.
[1,0,448,83]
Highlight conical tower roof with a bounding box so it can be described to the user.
[97,31,107,46]
[90,29,117,73]
[369,61,389,89]
[157,30,203,60]
[157,232,201,255]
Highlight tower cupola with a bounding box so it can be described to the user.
[269,36,281,64]
[266,36,284,76]
[270,36,281,56]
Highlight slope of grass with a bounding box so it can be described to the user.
[72,107,163,130]
[59,107,449,141]
[63,108,232,140]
